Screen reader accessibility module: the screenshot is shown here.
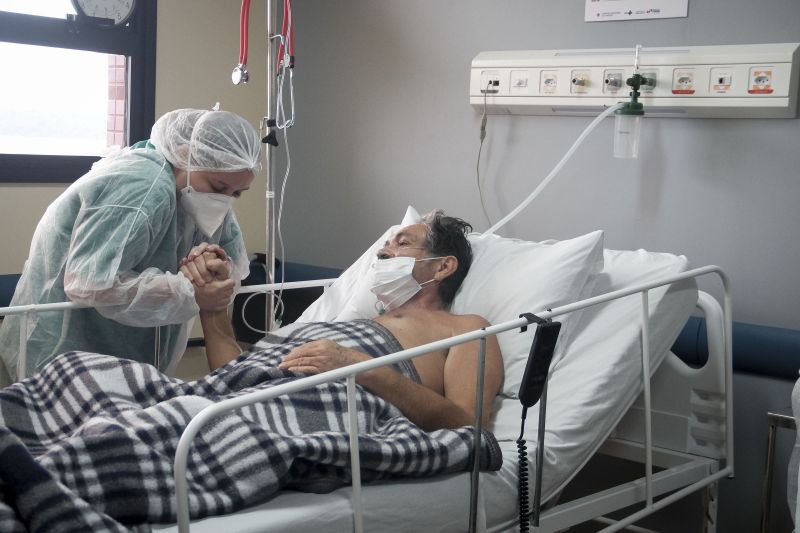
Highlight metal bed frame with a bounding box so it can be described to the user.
[536,289,730,533]
[171,265,733,533]
[0,266,732,532]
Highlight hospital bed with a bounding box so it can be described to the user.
[154,225,732,532]
[0,226,732,532]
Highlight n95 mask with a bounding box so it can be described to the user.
[369,256,441,313]
[179,172,233,238]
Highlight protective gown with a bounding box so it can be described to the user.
[0,109,259,383]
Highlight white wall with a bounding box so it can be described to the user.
[279,1,800,332]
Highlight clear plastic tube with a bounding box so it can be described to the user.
[485,102,625,236]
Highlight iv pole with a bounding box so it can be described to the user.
[264,0,277,332]
[233,0,277,333]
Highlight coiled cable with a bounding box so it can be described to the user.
[517,407,530,532]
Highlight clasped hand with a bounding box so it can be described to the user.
[179,243,235,311]
[278,339,371,375]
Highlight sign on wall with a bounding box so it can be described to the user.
[585,0,689,22]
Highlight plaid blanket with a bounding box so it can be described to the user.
[0,319,501,532]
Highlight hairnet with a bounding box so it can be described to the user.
[150,109,261,173]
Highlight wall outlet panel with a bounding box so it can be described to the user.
[470,43,800,118]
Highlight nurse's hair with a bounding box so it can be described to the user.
[150,108,261,173]
[419,210,473,307]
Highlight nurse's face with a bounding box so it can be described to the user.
[176,169,255,199]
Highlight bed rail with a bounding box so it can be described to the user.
[546,290,730,533]
[171,265,732,533]
[0,279,337,381]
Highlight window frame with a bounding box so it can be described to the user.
[0,2,157,184]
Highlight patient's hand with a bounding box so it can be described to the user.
[194,277,236,311]
[278,340,372,374]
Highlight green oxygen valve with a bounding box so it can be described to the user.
[614,74,647,159]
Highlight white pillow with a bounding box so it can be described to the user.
[296,206,421,322]
[451,231,605,398]
[489,247,695,442]
[298,209,605,400]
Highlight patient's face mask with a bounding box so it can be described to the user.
[370,255,442,314]
[179,171,233,237]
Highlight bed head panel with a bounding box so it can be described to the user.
[489,248,698,502]
[613,291,727,460]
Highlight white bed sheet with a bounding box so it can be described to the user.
[155,472,490,532]
[154,247,697,532]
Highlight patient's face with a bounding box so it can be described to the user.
[377,223,430,260]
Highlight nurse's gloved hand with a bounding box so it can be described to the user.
[194,278,236,311]
[181,252,231,286]
[202,252,232,281]
[180,243,229,286]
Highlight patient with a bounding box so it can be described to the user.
[184,210,503,431]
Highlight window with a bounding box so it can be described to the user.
[0,0,156,183]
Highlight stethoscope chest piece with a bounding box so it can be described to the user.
[232,64,249,85]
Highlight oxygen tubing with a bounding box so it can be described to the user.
[485,102,625,236]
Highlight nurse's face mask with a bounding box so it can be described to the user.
[369,255,443,314]
[179,170,234,238]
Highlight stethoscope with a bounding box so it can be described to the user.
[233,0,296,132]
[273,0,295,129]
[231,0,251,85]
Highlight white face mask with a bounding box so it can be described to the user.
[179,171,233,237]
[369,256,442,314]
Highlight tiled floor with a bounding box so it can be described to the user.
[173,345,211,381]
[173,341,252,381]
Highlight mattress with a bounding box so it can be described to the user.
[154,248,697,532]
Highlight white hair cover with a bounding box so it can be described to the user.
[150,108,261,172]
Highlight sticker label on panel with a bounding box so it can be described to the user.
[540,71,558,94]
[749,68,774,94]
[672,69,695,95]
[710,68,733,94]
[510,70,530,94]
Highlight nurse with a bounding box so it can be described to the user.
[0,108,261,385]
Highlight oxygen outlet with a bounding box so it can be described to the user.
[603,70,625,94]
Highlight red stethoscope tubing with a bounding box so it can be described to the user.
[276,0,293,72]
[239,0,250,66]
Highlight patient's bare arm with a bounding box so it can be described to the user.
[359,317,503,431]
[279,341,461,430]
[184,249,241,370]
[200,309,242,370]
[278,320,503,432]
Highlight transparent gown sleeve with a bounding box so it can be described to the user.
[64,195,199,327]
[65,268,199,327]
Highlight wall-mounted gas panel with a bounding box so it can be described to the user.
[470,43,800,118]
